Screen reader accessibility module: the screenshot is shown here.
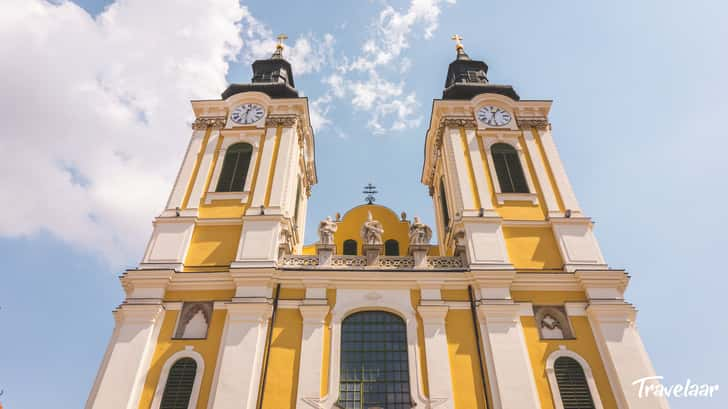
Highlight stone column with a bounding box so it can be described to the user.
[85,304,166,409]
[409,243,430,269]
[362,244,383,266]
[296,297,330,409]
[586,302,669,409]
[209,302,272,409]
[418,305,456,409]
[477,303,541,409]
[316,243,335,266]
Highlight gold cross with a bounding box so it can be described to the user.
[451,34,464,50]
[276,33,288,50]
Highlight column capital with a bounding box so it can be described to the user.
[586,302,637,324]
[113,303,165,324]
[225,302,273,323]
[299,305,330,324]
[576,270,629,300]
[417,305,449,324]
[477,303,521,324]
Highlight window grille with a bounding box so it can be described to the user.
[159,358,197,409]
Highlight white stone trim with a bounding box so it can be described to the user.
[417,305,455,408]
[166,129,206,210]
[187,129,221,209]
[545,346,605,409]
[521,127,561,215]
[534,126,583,216]
[248,126,279,211]
[205,132,261,203]
[480,133,538,203]
[320,289,428,409]
[296,303,330,408]
[150,347,205,409]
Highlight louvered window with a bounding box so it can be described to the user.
[491,143,529,193]
[160,358,197,409]
[216,143,253,192]
[343,239,358,255]
[554,357,596,409]
[385,239,399,256]
[439,178,450,231]
[338,311,411,409]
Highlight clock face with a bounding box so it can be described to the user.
[230,103,265,125]
[477,106,512,127]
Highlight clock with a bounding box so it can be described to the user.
[230,103,265,125]
[476,106,512,127]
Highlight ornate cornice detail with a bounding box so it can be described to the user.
[425,116,476,190]
[192,116,226,130]
[517,117,549,130]
[265,114,298,127]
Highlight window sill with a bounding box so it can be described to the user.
[204,191,249,204]
[496,192,538,205]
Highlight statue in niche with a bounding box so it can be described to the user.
[409,216,432,245]
[360,211,384,245]
[318,216,338,245]
[540,314,565,339]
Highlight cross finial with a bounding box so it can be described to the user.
[451,34,464,51]
[276,33,288,50]
[362,183,378,205]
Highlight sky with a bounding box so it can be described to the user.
[0,0,726,408]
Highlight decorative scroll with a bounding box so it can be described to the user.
[192,116,226,130]
[516,118,549,130]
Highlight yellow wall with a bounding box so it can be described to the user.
[333,204,410,255]
[137,308,226,409]
[522,316,618,409]
[260,308,303,409]
[445,310,487,409]
[183,224,242,270]
[502,227,563,269]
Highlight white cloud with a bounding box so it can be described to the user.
[319,0,454,133]
[0,0,251,263]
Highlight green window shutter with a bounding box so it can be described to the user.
[160,358,197,409]
[216,143,253,192]
[554,357,596,409]
[343,240,358,255]
[385,239,399,256]
[491,143,529,194]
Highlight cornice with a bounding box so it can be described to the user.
[192,116,226,130]
[516,117,549,130]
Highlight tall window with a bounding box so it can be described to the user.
[554,357,596,409]
[384,239,399,256]
[491,143,529,193]
[216,143,253,192]
[339,311,411,409]
[159,358,197,409]
[439,178,450,231]
[343,239,358,255]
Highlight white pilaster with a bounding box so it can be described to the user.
[85,304,166,409]
[232,215,282,269]
[446,126,476,212]
[296,298,329,409]
[208,302,272,409]
[249,126,278,211]
[165,128,206,212]
[418,305,456,409]
[465,128,497,214]
[140,218,195,270]
[552,219,607,272]
[477,303,541,409]
[463,219,512,269]
[267,126,296,213]
[535,126,582,216]
[188,129,221,210]
[586,303,669,409]
[522,127,561,217]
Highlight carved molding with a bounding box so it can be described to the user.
[425,116,477,190]
[192,116,226,130]
[517,117,549,130]
[265,114,298,127]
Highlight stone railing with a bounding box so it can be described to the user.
[277,254,465,270]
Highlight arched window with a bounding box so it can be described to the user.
[554,357,596,409]
[491,143,529,193]
[216,143,253,192]
[159,358,197,409]
[439,177,450,231]
[339,311,410,409]
[384,239,399,256]
[343,239,358,255]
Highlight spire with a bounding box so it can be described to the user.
[221,33,298,99]
[442,35,519,101]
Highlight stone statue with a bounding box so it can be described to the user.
[360,211,384,245]
[409,216,432,245]
[318,216,337,245]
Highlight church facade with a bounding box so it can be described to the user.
[85,38,669,409]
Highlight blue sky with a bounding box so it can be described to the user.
[1,0,726,408]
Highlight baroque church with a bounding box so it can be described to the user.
[86,36,669,409]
